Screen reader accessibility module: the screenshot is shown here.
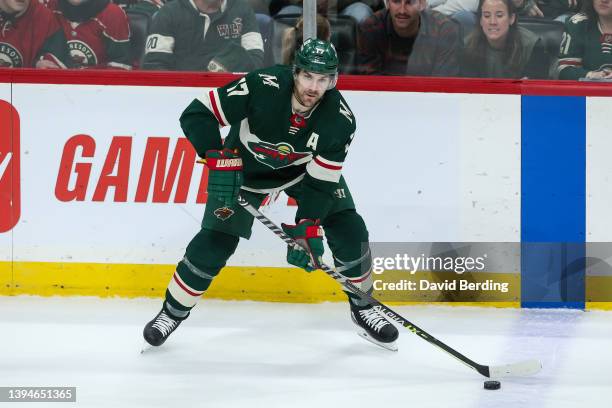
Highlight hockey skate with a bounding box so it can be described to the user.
[350,303,399,352]
[142,308,185,348]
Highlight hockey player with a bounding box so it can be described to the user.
[143,39,399,351]
[47,0,132,70]
[0,0,71,68]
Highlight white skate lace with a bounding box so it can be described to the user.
[359,308,389,333]
[152,312,178,337]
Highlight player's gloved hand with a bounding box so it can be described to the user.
[202,149,243,207]
[281,219,324,272]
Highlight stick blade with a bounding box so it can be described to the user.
[488,359,542,378]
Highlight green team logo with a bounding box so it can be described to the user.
[68,41,97,67]
[0,43,23,67]
[248,141,310,169]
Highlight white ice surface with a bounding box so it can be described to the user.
[1,297,610,408]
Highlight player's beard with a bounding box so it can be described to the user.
[292,87,323,113]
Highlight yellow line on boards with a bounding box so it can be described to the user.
[1,261,609,310]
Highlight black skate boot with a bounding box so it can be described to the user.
[143,308,186,347]
[350,303,399,351]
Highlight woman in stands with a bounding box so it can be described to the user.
[281,14,331,64]
[461,0,550,78]
[557,0,612,80]
[47,0,132,69]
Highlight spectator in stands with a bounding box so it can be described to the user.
[512,0,544,16]
[127,0,166,16]
[557,0,612,80]
[142,0,264,72]
[425,0,478,39]
[271,0,377,24]
[537,0,582,21]
[48,0,132,69]
[427,0,478,19]
[281,14,331,64]
[429,0,544,34]
[356,0,461,75]
[0,0,71,68]
[461,0,549,78]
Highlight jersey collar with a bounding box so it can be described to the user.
[189,0,227,14]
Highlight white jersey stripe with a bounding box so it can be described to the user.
[241,174,305,194]
[241,32,264,51]
[197,89,229,126]
[210,88,229,126]
[314,156,343,168]
[306,158,342,183]
[144,33,175,54]
[196,92,215,117]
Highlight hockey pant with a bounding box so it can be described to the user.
[163,191,373,318]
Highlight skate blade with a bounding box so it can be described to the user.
[355,329,398,352]
[140,341,154,354]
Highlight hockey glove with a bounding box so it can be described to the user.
[203,149,243,207]
[281,219,324,272]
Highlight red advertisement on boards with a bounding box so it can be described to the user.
[0,100,20,233]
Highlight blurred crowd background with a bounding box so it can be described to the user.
[0,0,611,80]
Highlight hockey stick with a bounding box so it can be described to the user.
[237,195,542,379]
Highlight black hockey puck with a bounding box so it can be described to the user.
[484,380,501,390]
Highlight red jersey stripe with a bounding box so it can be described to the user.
[209,90,227,126]
[314,156,342,170]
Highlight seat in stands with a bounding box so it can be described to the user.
[518,17,566,78]
[126,10,152,68]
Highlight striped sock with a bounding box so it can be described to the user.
[165,256,218,318]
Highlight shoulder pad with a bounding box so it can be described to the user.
[324,91,355,127]
[246,65,293,91]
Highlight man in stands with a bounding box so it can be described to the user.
[356,0,461,75]
[142,0,264,72]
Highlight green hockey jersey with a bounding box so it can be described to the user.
[557,13,612,80]
[180,65,357,220]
